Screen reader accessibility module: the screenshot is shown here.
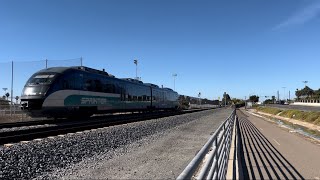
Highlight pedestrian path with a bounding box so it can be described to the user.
[237,110,305,180]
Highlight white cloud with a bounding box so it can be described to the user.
[273,1,320,30]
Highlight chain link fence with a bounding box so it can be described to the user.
[0,58,82,120]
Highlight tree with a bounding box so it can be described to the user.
[232,98,244,105]
[249,95,259,103]
[221,93,231,105]
[296,86,315,99]
[264,99,273,104]
[295,89,302,100]
[271,96,276,104]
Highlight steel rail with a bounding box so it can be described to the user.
[0,108,208,145]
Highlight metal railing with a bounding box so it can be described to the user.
[177,108,236,180]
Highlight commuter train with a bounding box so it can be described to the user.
[20,66,179,118]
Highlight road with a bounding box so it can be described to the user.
[237,109,320,180]
[266,104,320,112]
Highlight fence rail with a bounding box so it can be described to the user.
[177,108,236,180]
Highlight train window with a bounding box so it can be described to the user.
[85,80,93,91]
[104,84,115,93]
[60,71,82,90]
[94,79,103,92]
[143,95,147,101]
[133,96,137,101]
[27,73,57,85]
[62,80,69,89]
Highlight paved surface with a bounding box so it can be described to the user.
[238,109,320,180]
[266,104,320,112]
[46,108,233,179]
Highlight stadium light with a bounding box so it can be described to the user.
[134,60,138,80]
[173,74,177,91]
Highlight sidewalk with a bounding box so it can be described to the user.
[237,109,320,180]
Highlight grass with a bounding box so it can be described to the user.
[256,107,282,115]
[254,106,320,126]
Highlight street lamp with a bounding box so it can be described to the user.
[172,74,177,91]
[134,59,138,80]
[198,92,201,105]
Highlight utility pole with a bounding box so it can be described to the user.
[134,59,138,80]
[282,87,286,101]
[45,59,48,68]
[245,96,247,109]
[11,61,13,116]
[289,91,291,102]
[172,74,177,91]
[80,57,83,66]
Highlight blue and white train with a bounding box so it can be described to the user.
[20,66,179,118]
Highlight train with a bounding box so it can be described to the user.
[20,66,179,118]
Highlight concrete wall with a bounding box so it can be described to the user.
[292,102,320,107]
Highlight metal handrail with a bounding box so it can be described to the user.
[177,108,236,180]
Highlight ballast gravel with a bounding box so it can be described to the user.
[0,108,232,179]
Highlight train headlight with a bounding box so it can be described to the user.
[24,87,36,96]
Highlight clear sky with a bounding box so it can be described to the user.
[1,0,320,101]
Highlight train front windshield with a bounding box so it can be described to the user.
[22,72,57,96]
[26,73,57,85]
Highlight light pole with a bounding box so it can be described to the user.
[302,81,308,87]
[134,59,138,80]
[198,92,201,106]
[172,74,177,91]
[245,96,247,109]
[282,87,286,101]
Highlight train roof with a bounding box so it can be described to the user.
[144,83,159,88]
[121,78,143,84]
[163,87,174,91]
[37,66,115,77]
[37,67,70,74]
[36,66,177,92]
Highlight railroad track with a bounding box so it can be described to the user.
[0,109,209,145]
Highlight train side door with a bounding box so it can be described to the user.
[120,83,126,110]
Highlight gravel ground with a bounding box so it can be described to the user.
[0,108,232,179]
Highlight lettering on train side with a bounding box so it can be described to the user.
[81,97,107,105]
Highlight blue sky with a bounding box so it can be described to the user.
[1,0,320,101]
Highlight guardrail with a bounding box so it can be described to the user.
[177,108,236,180]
